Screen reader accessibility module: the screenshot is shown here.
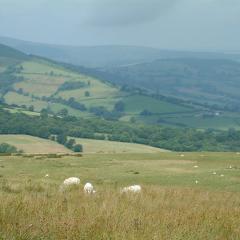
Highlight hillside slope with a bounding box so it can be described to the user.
[0,135,71,154]
[1,44,240,129]
[1,36,240,68]
[101,58,240,111]
[73,138,168,154]
[0,44,194,125]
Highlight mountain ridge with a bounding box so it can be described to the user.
[1,35,240,68]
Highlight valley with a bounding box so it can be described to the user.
[1,2,240,239]
[1,44,240,130]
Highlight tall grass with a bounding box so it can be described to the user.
[0,182,239,240]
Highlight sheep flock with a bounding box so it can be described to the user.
[61,177,142,194]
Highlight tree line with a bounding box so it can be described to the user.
[1,106,240,152]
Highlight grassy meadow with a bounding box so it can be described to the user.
[0,135,71,154]
[0,151,240,239]
[73,137,167,154]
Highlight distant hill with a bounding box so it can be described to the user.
[1,36,240,68]
[1,43,240,130]
[99,58,240,111]
[0,43,28,60]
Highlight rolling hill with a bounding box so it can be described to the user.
[0,135,71,154]
[100,58,240,110]
[73,137,168,154]
[1,35,240,68]
[0,134,166,154]
[1,43,240,129]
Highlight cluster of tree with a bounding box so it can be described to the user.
[1,106,240,152]
[89,101,125,121]
[51,135,83,152]
[0,143,21,154]
[0,65,24,95]
[89,106,121,121]
[58,97,87,111]
[30,94,87,112]
[58,81,87,91]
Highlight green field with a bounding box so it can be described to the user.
[0,152,240,239]
[0,134,167,154]
[74,137,168,154]
[1,152,239,191]
[0,135,71,154]
[122,95,192,114]
[16,60,120,99]
[4,91,48,111]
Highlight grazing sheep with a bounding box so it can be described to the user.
[84,182,95,194]
[229,165,232,169]
[121,185,142,193]
[63,177,80,186]
[213,172,217,175]
[180,154,185,157]
[194,165,199,168]
[195,180,199,184]
[220,174,224,177]
[45,174,49,178]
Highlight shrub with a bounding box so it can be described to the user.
[0,143,19,153]
[73,144,83,152]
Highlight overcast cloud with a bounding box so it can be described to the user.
[0,0,239,51]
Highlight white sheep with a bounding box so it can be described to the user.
[193,165,199,168]
[45,174,49,178]
[213,172,217,175]
[121,185,142,193]
[84,182,96,194]
[195,180,199,184]
[63,177,80,186]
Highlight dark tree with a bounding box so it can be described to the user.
[57,134,67,145]
[85,91,90,97]
[65,138,76,149]
[114,101,125,112]
[58,108,69,117]
[73,144,83,152]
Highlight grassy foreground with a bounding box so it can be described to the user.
[0,152,240,239]
[0,185,239,240]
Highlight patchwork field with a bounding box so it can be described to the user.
[74,137,168,154]
[0,135,71,154]
[2,45,240,129]
[16,60,120,100]
[0,152,240,239]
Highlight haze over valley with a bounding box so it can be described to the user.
[0,1,240,239]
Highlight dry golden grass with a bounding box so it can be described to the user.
[0,182,239,240]
[0,152,240,239]
[74,138,168,154]
[0,135,71,154]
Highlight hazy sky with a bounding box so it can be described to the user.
[0,0,239,51]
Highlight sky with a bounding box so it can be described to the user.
[0,0,239,51]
